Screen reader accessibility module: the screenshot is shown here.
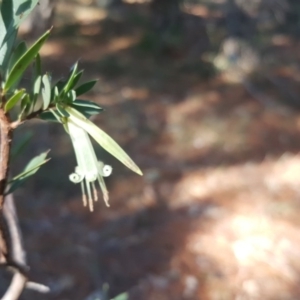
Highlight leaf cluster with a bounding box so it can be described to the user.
[0,0,141,197]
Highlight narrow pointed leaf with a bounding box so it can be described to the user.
[4,89,25,112]
[66,90,76,103]
[71,99,104,117]
[20,93,31,117]
[63,61,78,93]
[4,29,51,93]
[12,151,50,180]
[75,80,97,96]
[32,54,42,103]
[72,70,84,88]
[70,106,102,118]
[6,41,27,76]
[0,30,17,75]
[0,13,8,73]
[66,107,142,175]
[112,293,128,300]
[39,111,60,122]
[1,0,39,46]
[4,41,27,90]
[72,99,103,110]
[6,151,50,195]
[42,73,51,110]
[0,0,15,72]
[33,75,42,97]
[56,104,70,117]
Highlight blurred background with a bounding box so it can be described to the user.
[2,0,300,299]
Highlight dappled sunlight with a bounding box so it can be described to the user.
[56,2,107,26]
[187,212,300,299]
[170,154,300,211]
[14,0,300,299]
[84,36,141,61]
[39,40,65,57]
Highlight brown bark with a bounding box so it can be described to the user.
[0,108,12,264]
[0,109,12,210]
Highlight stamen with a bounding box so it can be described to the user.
[80,181,87,207]
[103,192,110,207]
[92,181,98,201]
[82,195,87,207]
[89,201,94,212]
[97,176,110,207]
[85,180,94,212]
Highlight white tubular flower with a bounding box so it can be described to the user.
[65,107,142,176]
[67,121,112,211]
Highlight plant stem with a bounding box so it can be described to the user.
[0,108,12,210]
[0,107,12,264]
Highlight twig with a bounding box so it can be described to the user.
[1,195,28,300]
[0,109,12,210]
[1,194,51,299]
[1,273,27,300]
[0,107,12,272]
[26,281,50,293]
[3,195,27,268]
[10,104,56,129]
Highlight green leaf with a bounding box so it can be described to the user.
[56,103,69,117]
[66,90,76,103]
[0,0,15,73]
[39,111,59,122]
[32,54,42,101]
[71,108,103,118]
[72,99,103,110]
[33,74,42,96]
[4,88,25,112]
[31,54,42,112]
[75,80,97,96]
[42,73,51,110]
[6,150,50,195]
[66,107,143,176]
[6,41,27,76]
[3,41,26,91]
[63,61,78,93]
[32,75,42,110]
[2,0,40,42]
[0,0,39,73]
[0,0,13,29]
[0,28,17,75]
[111,293,128,300]
[4,29,51,93]
[72,70,83,89]
[20,93,31,117]
[71,99,104,117]
[49,85,59,104]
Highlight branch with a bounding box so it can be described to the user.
[0,107,12,266]
[0,195,50,300]
[1,195,28,300]
[0,109,12,210]
[10,104,56,129]
[0,109,27,300]
[1,273,27,300]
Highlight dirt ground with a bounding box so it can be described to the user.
[4,1,300,299]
